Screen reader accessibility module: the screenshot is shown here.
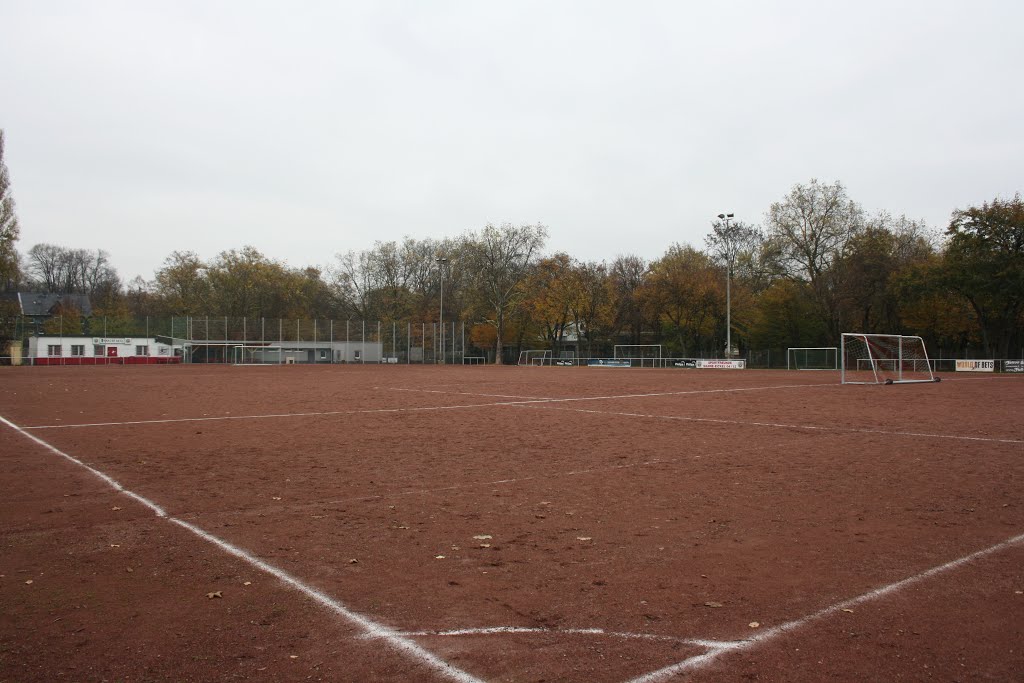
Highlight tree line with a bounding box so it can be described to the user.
[1,130,1021,362]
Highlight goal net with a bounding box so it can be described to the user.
[517,349,552,366]
[841,334,938,384]
[231,345,283,365]
[787,347,838,370]
[613,345,663,368]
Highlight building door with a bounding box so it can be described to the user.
[107,346,118,357]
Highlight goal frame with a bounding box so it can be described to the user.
[787,346,838,371]
[231,344,283,365]
[840,333,939,384]
[613,344,663,368]
[517,349,552,366]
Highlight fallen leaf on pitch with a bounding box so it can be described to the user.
[207,591,223,599]
[243,581,252,586]
[24,580,33,585]
[473,535,492,540]
[704,601,724,608]
[749,622,760,628]
[576,536,592,541]
[435,555,445,559]
[842,608,854,613]
[112,507,122,511]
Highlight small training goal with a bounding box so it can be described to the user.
[613,345,663,368]
[517,349,552,366]
[841,334,939,384]
[787,347,838,371]
[231,345,283,365]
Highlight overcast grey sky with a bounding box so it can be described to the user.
[2,1,1022,281]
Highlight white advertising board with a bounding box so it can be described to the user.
[696,359,746,369]
[955,359,994,372]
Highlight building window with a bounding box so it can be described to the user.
[47,345,62,356]
[136,345,149,356]
[70,345,85,356]
[94,345,105,356]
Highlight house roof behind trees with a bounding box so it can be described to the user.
[17,292,93,317]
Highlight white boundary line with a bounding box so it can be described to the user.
[624,531,1024,682]
[22,379,1021,444]
[385,626,738,650]
[514,404,1024,445]
[0,413,484,683]
[22,402,515,430]
[21,382,836,430]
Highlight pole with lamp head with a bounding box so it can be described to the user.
[717,213,735,358]
[436,257,448,363]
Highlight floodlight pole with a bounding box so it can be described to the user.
[717,212,735,358]
[436,257,448,364]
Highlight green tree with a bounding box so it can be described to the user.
[766,179,865,337]
[748,279,829,351]
[153,251,211,315]
[608,254,651,344]
[648,245,721,356]
[943,194,1024,356]
[0,130,20,292]
[464,223,547,364]
[522,253,577,356]
[835,215,933,333]
[567,260,614,358]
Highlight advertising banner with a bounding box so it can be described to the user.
[1003,360,1024,373]
[588,359,631,367]
[955,359,995,372]
[696,359,746,369]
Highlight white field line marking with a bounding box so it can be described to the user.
[0,413,483,683]
[515,404,1024,445]
[21,382,834,430]
[22,401,515,430]
[625,531,1024,683]
[389,382,837,404]
[0,415,167,517]
[385,626,740,649]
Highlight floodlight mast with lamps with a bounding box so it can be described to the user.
[436,257,448,363]
[717,212,735,358]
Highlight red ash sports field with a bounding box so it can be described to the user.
[1,365,1022,681]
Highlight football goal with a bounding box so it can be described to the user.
[787,347,838,370]
[613,345,663,367]
[841,334,939,384]
[231,345,283,365]
[517,349,552,366]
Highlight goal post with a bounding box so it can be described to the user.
[841,334,939,384]
[231,344,283,365]
[613,344,663,368]
[517,349,552,366]
[787,347,838,370]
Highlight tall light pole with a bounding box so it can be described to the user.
[717,213,735,358]
[436,257,448,364]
